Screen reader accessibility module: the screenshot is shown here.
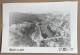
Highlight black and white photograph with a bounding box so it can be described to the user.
[1,2,78,53]
[9,12,71,47]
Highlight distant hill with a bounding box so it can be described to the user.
[9,12,43,25]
